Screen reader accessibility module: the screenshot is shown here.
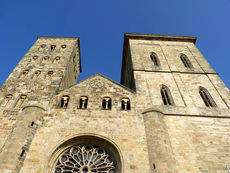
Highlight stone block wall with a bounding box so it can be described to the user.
[127,36,230,109]
[20,75,151,173]
[143,111,178,173]
[165,115,230,172]
[121,34,230,172]
[0,37,81,172]
[1,34,230,173]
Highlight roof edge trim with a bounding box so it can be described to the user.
[124,33,197,43]
[37,36,79,39]
[59,73,136,94]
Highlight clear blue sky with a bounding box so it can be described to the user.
[0,0,230,88]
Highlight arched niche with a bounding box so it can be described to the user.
[47,135,123,173]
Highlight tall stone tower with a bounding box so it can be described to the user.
[0,34,229,173]
[121,33,230,172]
[0,37,81,172]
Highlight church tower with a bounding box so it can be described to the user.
[121,33,230,172]
[0,33,230,173]
[0,37,81,172]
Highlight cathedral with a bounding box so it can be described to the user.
[0,33,230,173]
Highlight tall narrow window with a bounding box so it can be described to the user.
[74,65,77,72]
[199,87,217,107]
[102,97,112,110]
[1,94,13,107]
[15,95,27,108]
[121,98,131,110]
[79,96,88,109]
[73,55,76,63]
[150,52,160,66]
[161,85,174,105]
[20,149,25,157]
[60,96,70,108]
[50,45,56,51]
[180,54,193,68]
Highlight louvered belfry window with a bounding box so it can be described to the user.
[199,87,217,107]
[150,52,160,66]
[180,54,193,68]
[161,85,174,105]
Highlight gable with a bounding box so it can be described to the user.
[56,74,135,110]
[59,73,135,94]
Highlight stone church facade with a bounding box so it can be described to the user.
[0,33,230,173]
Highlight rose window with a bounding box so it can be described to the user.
[54,144,116,173]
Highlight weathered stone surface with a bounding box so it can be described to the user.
[0,34,230,173]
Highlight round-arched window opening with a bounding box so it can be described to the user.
[61,45,67,49]
[51,135,121,173]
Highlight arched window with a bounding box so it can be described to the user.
[20,70,29,78]
[53,56,61,63]
[60,95,69,108]
[39,44,46,51]
[61,45,67,49]
[199,87,217,107]
[160,85,174,105]
[79,96,88,109]
[150,52,160,66]
[50,45,56,51]
[33,70,41,79]
[74,65,77,72]
[1,94,13,107]
[121,98,131,110]
[15,95,27,108]
[180,54,193,68]
[102,97,112,110]
[47,71,53,78]
[32,56,38,60]
[73,55,76,63]
[40,44,46,48]
[51,135,121,173]
[44,56,49,60]
[42,56,49,63]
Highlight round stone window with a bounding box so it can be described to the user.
[54,144,115,173]
[51,135,121,173]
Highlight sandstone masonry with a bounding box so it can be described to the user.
[0,34,229,173]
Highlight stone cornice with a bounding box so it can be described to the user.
[124,33,197,43]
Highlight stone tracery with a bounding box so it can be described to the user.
[54,144,116,173]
